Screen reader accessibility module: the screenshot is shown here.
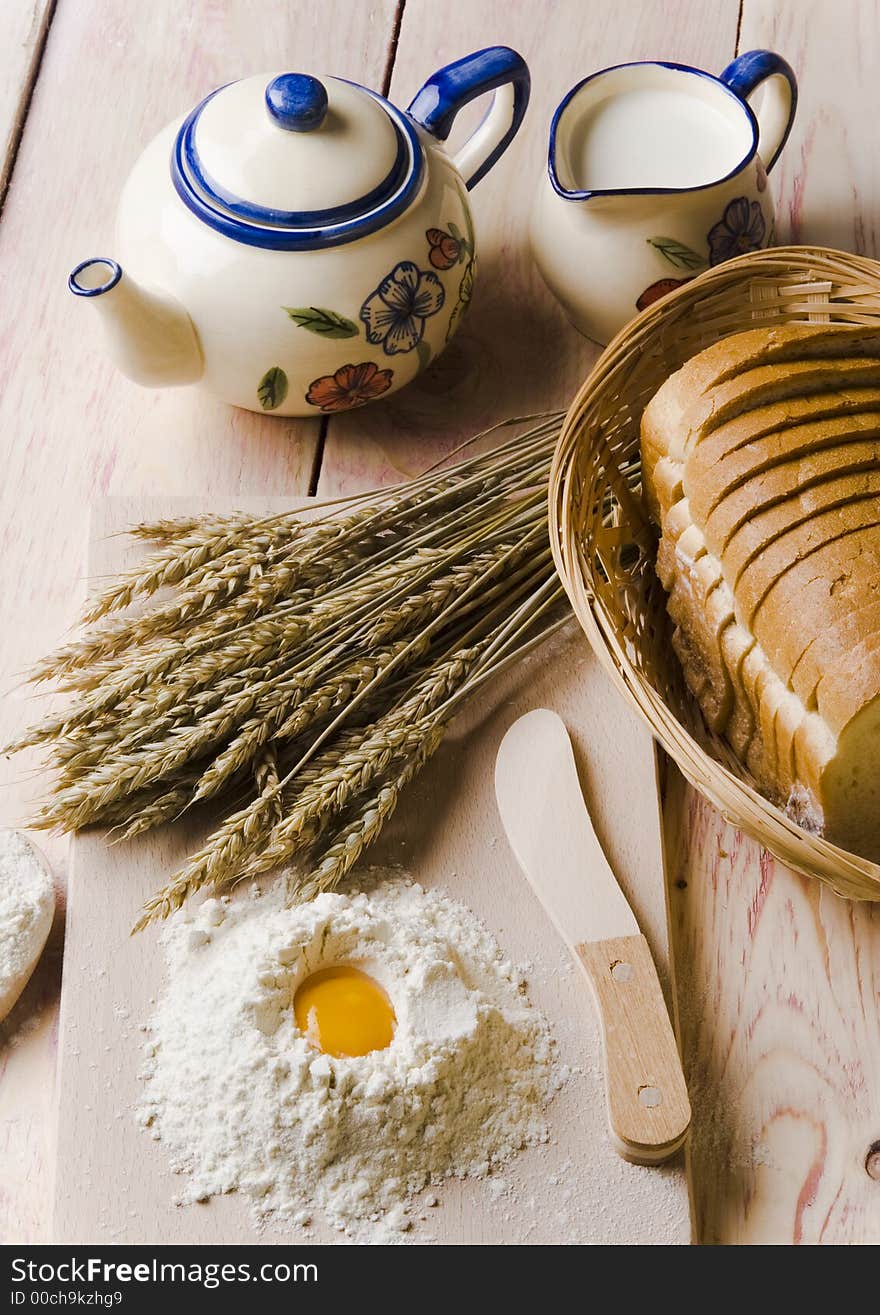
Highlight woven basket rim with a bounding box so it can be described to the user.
[550,244,880,901]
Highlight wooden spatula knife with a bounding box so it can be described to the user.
[494,708,691,1164]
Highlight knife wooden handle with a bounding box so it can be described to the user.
[577,933,691,1163]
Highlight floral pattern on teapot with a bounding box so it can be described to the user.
[257,221,477,411]
[360,262,446,356]
[306,361,395,412]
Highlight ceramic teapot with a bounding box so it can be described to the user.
[530,51,797,345]
[69,48,529,416]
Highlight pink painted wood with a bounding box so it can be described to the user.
[0,0,54,204]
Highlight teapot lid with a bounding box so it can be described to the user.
[171,72,425,251]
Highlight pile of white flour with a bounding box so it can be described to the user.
[139,873,562,1240]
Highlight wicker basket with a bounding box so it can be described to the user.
[550,245,880,901]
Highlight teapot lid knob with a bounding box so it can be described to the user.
[265,73,329,132]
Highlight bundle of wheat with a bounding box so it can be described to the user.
[9,414,566,925]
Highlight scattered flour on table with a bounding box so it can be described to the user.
[0,830,55,1023]
[139,873,564,1240]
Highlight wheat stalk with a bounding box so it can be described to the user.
[253,747,284,827]
[298,724,446,900]
[141,645,485,919]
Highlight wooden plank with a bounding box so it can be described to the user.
[316,0,741,495]
[0,0,398,1243]
[0,0,55,206]
[665,0,880,1244]
[53,495,689,1245]
[747,0,880,257]
[665,770,880,1244]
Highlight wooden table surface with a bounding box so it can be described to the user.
[1,0,879,1245]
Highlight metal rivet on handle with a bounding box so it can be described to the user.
[638,1085,662,1108]
[610,960,634,983]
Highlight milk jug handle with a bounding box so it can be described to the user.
[720,49,798,173]
[407,47,530,190]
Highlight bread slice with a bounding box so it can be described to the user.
[737,509,880,629]
[655,501,693,591]
[791,596,880,707]
[721,477,880,586]
[689,417,880,529]
[643,363,880,520]
[754,661,781,787]
[758,666,808,798]
[773,687,807,797]
[720,623,756,755]
[784,658,880,863]
[670,626,710,704]
[741,647,773,788]
[671,324,880,396]
[728,638,815,802]
[641,325,880,469]
[651,456,685,520]
[690,388,880,474]
[752,527,880,687]
[792,714,837,806]
[815,629,880,734]
[665,526,734,731]
[705,452,880,561]
[678,358,880,466]
[814,693,880,862]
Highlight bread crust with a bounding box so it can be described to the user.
[737,509,880,628]
[721,475,880,585]
[706,453,880,557]
[790,596,880,706]
[815,630,880,733]
[690,419,880,530]
[683,358,880,456]
[690,388,880,474]
[753,528,880,684]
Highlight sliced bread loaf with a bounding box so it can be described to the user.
[640,325,880,861]
[641,324,880,474]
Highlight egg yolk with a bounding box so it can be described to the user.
[293,965,396,1058]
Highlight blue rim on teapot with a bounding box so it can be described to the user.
[165,47,531,252]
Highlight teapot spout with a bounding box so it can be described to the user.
[68,259,203,388]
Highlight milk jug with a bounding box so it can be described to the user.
[531,51,797,344]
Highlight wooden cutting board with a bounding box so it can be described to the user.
[52,497,690,1244]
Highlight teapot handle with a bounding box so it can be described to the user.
[407,46,530,190]
[720,49,798,173]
